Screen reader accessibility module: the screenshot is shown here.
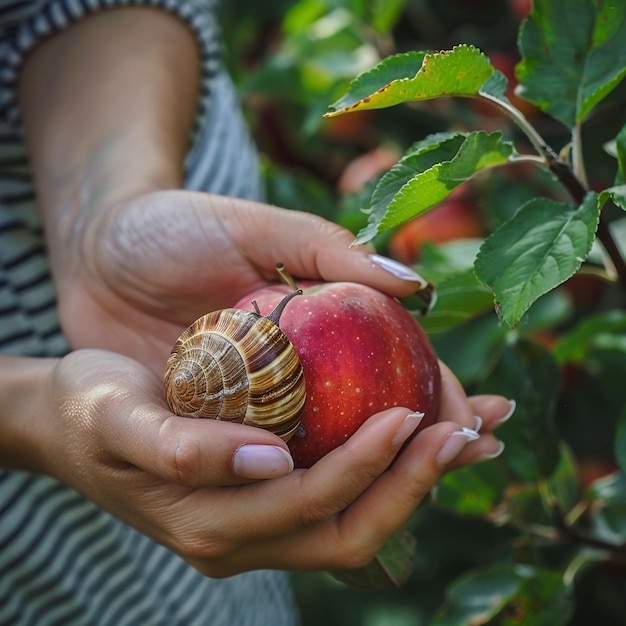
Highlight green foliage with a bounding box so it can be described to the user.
[475,195,600,326]
[221,0,626,623]
[517,0,626,128]
[433,564,575,626]
[326,46,496,114]
[329,527,417,590]
[355,131,516,244]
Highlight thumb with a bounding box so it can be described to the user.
[115,405,295,486]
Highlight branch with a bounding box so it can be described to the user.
[549,157,626,291]
[551,504,626,562]
[479,93,626,292]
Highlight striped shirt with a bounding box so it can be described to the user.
[0,1,297,624]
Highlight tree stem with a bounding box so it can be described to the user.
[548,156,626,291]
[551,504,626,562]
[481,93,626,293]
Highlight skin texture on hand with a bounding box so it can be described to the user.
[2,5,517,579]
[55,192,427,374]
[23,349,510,577]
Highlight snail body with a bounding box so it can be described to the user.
[164,290,305,441]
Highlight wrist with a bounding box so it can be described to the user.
[0,355,59,474]
[18,7,200,278]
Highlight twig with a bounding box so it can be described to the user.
[480,92,626,292]
[548,156,626,292]
[551,504,626,561]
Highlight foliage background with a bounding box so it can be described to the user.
[217,1,626,624]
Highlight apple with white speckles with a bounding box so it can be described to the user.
[234,281,442,468]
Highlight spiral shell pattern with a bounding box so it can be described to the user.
[164,308,305,441]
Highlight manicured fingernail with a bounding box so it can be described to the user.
[369,254,428,285]
[476,441,506,462]
[233,445,294,479]
[473,415,483,432]
[392,411,425,447]
[494,399,517,426]
[436,427,480,466]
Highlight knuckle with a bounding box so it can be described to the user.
[297,497,338,528]
[159,421,203,486]
[167,440,202,486]
[174,529,236,563]
[332,540,379,571]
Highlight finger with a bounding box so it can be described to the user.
[468,395,516,431]
[159,413,297,485]
[211,421,480,574]
[445,397,515,469]
[221,201,427,298]
[106,398,295,486]
[445,431,504,469]
[224,407,421,537]
[437,361,483,431]
[163,406,420,565]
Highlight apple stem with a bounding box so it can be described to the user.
[265,289,303,326]
[276,263,299,290]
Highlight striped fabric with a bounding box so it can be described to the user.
[0,2,297,624]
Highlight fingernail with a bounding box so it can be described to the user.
[369,253,428,285]
[436,427,480,466]
[392,411,425,447]
[494,399,516,426]
[473,415,483,432]
[475,441,505,462]
[233,445,294,479]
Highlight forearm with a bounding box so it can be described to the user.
[18,7,201,279]
[0,355,57,473]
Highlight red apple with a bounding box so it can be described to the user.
[234,282,441,468]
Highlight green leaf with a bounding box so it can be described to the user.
[413,241,494,335]
[554,310,626,364]
[517,0,626,128]
[489,445,580,528]
[326,45,495,115]
[432,313,508,388]
[434,461,509,517]
[354,131,515,244]
[475,194,600,327]
[587,472,626,544]
[613,122,626,185]
[617,408,626,474]
[433,564,574,626]
[599,184,626,212]
[479,341,561,482]
[328,526,416,590]
[546,445,582,517]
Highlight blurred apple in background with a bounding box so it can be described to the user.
[337,145,401,196]
[509,0,532,21]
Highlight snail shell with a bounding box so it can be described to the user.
[164,292,305,441]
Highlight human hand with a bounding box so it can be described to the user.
[55,191,427,374]
[38,349,512,577]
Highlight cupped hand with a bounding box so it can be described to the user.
[43,349,513,578]
[56,191,425,373]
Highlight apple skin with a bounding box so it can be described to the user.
[234,282,441,468]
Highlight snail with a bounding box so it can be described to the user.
[164,289,306,441]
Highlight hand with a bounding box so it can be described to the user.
[40,349,512,577]
[55,191,425,375]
